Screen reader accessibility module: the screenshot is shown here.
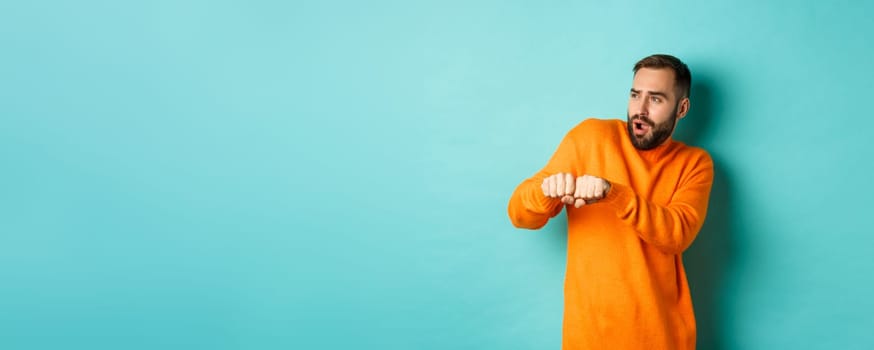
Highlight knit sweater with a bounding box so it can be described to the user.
[508,118,714,349]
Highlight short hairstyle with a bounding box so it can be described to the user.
[633,54,692,99]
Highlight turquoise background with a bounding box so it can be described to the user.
[2,1,872,349]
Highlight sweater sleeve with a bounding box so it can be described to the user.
[600,154,714,254]
[507,128,582,230]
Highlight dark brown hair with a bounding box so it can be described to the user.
[633,54,692,99]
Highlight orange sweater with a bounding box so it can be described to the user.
[508,118,714,349]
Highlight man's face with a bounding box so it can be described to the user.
[626,68,688,150]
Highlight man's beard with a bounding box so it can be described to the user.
[627,105,679,150]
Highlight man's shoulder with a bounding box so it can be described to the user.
[567,117,624,137]
[674,142,714,169]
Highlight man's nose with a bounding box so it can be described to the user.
[635,99,649,116]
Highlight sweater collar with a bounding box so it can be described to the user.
[637,137,677,161]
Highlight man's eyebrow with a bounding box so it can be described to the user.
[630,88,669,98]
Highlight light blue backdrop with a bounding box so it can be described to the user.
[2,1,872,349]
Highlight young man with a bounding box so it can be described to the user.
[508,54,714,349]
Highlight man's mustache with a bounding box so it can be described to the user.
[631,115,655,127]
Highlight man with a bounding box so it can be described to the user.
[507,54,714,349]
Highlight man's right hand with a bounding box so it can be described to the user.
[541,173,577,204]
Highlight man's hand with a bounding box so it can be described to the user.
[542,173,611,208]
[541,172,576,200]
[573,174,611,207]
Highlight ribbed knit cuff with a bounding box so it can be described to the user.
[523,181,562,214]
[599,182,635,212]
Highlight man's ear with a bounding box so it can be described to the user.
[677,97,690,120]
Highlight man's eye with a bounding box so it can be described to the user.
[651,97,661,103]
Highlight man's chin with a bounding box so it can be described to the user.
[631,135,653,149]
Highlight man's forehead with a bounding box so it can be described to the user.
[632,68,677,94]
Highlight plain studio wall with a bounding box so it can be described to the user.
[2,1,872,349]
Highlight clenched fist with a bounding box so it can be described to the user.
[541,173,611,208]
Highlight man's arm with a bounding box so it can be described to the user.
[600,155,714,254]
[507,130,582,229]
